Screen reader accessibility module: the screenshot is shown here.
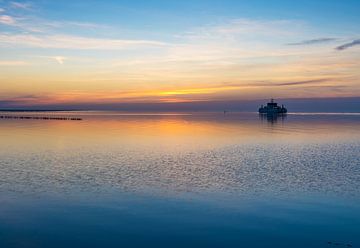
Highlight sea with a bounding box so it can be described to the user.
[0,111,359,248]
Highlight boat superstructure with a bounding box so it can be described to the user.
[259,99,287,114]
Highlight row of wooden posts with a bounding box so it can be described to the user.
[0,115,82,121]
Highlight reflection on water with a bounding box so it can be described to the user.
[0,111,359,195]
[0,112,359,248]
[259,113,287,124]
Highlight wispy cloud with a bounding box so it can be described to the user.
[218,78,334,88]
[335,39,360,51]
[54,56,66,64]
[17,19,111,33]
[0,94,44,107]
[287,38,337,46]
[271,78,331,86]
[0,15,16,25]
[261,78,333,87]
[45,21,109,30]
[142,18,311,66]
[0,17,110,33]
[181,19,305,40]
[0,34,167,49]
[10,1,32,10]
[0,60,28,66]
[0,4,108,32]
[0,76,352,106]
[152,78,337,97]
[42,56,67,64]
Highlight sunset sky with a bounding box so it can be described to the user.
[0,0,359,109]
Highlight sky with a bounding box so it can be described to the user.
[0,0,360,109]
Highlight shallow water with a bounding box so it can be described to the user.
[0,112,359,247]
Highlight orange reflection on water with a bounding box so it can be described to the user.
[0,112,360,154]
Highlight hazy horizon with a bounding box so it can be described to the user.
[1,96,359,113]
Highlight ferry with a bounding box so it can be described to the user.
[259,99,287,114]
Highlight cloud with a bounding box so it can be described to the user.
[0,60,28,66]
[19,19,110,33]
[0,15,109,33]
[152,78,336,97]
[287,38,337,46]
[0,16,308,62]
[0,15,16,25]
[10,1,32,10]
[46,21,109,29]
[215,78,333,89]
[0,34,167,50]
[0,8,5,13]
[161,18,314,65]
[273,78,331,86]
[0,95,44,107]
[43,56,67,64]
[39,56,67,64]
[0,76,353,107]
[54,56,66,64]
[181,19,304,40]
[335,39,360,51]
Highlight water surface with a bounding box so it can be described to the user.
[0,112,359,247]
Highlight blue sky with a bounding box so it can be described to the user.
[34,0,360,33]
[0,0,359,108]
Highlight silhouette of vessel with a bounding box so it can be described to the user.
[259,99,287,114]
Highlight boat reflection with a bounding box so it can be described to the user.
[259,113,287,124]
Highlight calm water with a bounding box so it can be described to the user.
[0,112,359,248]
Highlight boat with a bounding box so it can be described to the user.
[258,99,287,114]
